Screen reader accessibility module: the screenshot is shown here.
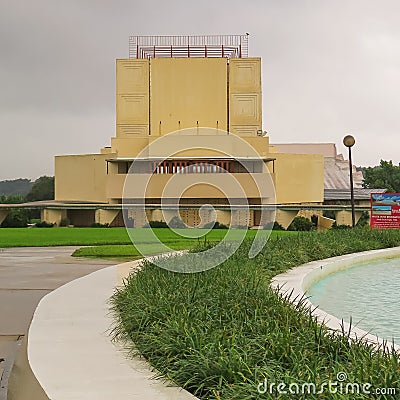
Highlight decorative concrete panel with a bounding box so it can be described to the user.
[230,125,258,136]
[116,124,149,136]
[229,58,261,92]
[229,93,261,125]
[116,94,149,125]
[116,59,149,94]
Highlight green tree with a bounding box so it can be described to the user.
[0,179,32,196]
[0,194,29,227]
[0,194,25,204]
[26,176,54,201]
[363,160,400,192]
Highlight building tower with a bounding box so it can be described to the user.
[51,35,324,228]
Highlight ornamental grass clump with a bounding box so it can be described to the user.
[111,228,400,399]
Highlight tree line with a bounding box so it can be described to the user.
[362,160,400,193]
[0,178,32,196]
[0,176,54,227]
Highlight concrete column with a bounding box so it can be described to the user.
[355,211,363,225]
[334,210,362,226]
[95,210,120,226]
[198,207,216,227]
[215,210,230,226]
[258,209,276,227]
[161,210,177,224]
[231,210,251,228]
[0,209,10,225]
[150,209,165,222]
[275,209,298,230]
[126,209,148,228]
[40,209,66,227]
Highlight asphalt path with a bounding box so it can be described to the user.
[0,247,116,397]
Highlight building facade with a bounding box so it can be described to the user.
[50,35,324,228]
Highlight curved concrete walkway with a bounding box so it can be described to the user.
[271,246,400,351]
[19,259,197,400]
[0,247,115,400]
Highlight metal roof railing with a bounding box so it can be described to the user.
[129,34,249,59]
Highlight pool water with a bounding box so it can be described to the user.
[307,257,400,344]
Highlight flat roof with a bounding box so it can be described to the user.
[106,157,276,162]
[324,188,387,201]
[0,202,370,212]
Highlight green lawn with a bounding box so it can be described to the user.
[0,227,293,258]
[0,227,132,247]
[72,230,293,258]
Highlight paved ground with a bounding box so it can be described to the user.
[25,260,197,400]
[0,247,116,396]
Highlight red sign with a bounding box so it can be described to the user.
[370,193,400,229]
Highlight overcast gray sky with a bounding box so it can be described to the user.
[1,0,399,180]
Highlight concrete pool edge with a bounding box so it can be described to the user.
[270,246,400,352]
[18,257,198,400]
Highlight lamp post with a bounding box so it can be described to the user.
[343,135,356,227]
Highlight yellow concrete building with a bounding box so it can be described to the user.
[51,35,324,228]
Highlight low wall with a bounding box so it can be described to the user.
[271,247,400,351]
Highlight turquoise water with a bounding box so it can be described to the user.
[307,257,400,344]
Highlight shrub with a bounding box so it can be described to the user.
[356,210,370,227]
[331,222,351,230]
[149,220,168,228]
[203,221,229,229]
[264,221,285,230]
[1,209,29,228]
[287,216,314,231]
[90,222,110,228]
[59,218,70,227]
[35,221,54,228]
[310,214,319,226]
[213,221,228,229]
[168,216,186,229]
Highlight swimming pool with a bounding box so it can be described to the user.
[307,256,400,344]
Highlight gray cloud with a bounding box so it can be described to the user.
[0,0,399,179]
